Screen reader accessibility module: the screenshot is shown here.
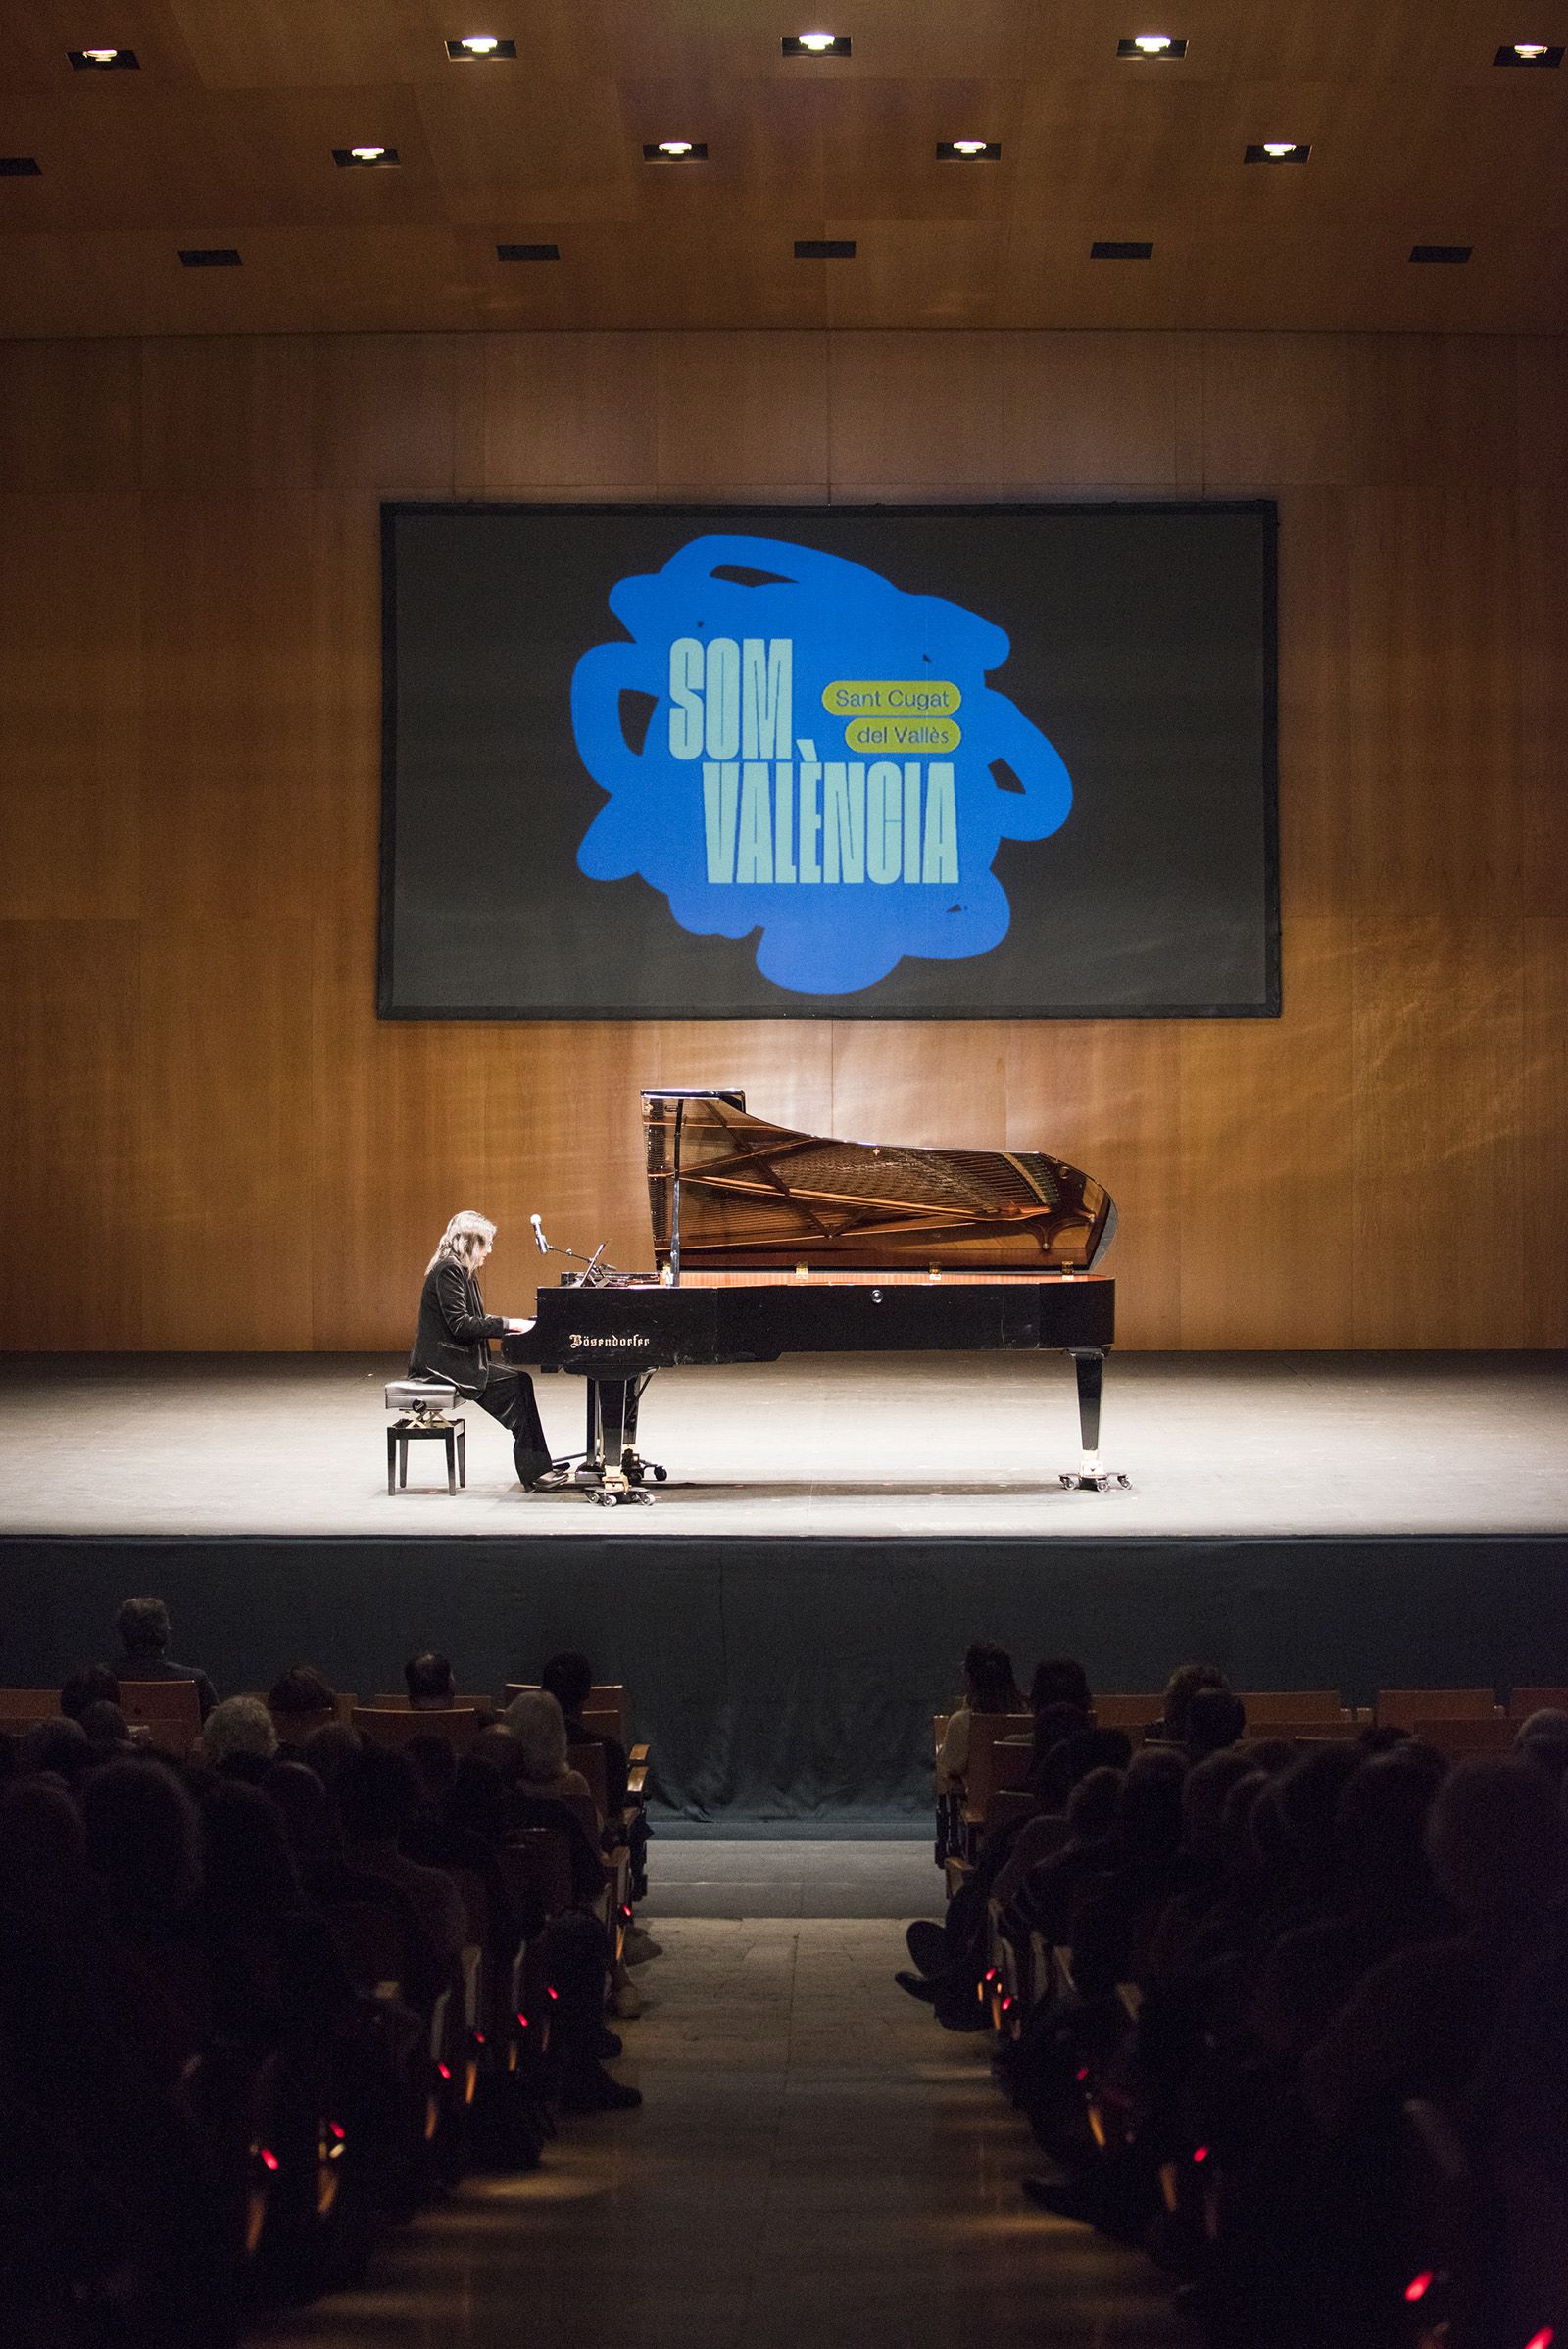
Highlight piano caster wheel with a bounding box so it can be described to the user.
[1059,1469,1129,1493]
[651,1464,667,1483]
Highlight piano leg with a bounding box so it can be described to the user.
[585,1380,654,1507]
[1060,1349,1129,1493]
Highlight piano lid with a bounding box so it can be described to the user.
[642,1092,1116,1274]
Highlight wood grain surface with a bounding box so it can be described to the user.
[0,326,1563,1349]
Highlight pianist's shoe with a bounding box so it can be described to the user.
[522,1465,573,1493]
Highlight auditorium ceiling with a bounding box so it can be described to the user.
[1,0,1565,338]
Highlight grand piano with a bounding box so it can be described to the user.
[503,1089,1124,1504]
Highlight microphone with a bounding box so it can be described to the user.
[530,1213,548,1254]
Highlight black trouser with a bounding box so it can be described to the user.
[477,1368,553,1485]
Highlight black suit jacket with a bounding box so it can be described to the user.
[409,1258,505,1397]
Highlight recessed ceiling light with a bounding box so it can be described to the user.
[69,45,138,68]
[644,139,707,160]
[179,248,241,267]
[782,31,851,55]
[1494,39,1563,64]
[497,242,561,261]
[794,238,855,258]
[1410,244,1472,263]
[1091,239,1154,259]
[937,139,1001,160]
[1116,34,1188,57]
[334,145,400,167]
[1245,141,1309,162]
[446,34,517,58]
[0,156,42,176]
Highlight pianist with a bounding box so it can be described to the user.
[410,1212,563,1493]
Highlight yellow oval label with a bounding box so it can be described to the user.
[844,715,962,755]
[821,678,962,719]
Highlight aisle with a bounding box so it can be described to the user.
[258,1902,1181,2347]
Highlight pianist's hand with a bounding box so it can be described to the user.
[505,1317,534,1335]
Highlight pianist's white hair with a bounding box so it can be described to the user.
[428,1210,497,1274]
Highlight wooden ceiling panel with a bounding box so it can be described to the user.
[408,78,634,225]
[0,0,1563,336]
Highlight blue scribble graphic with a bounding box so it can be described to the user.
[570,534,1072,996]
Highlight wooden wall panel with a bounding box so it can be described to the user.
[0,326,1563,1351]
[0,495,142,922]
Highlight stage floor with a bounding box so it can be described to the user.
[2,1349,1565,1540]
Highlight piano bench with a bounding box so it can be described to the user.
[386,1418,466,1497]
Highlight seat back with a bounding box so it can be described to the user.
[120,1679,204,1753]
[961,1714,1035,1818]
[1508,1687,1568,1721]
[1409,1717,1515,1758]
[505,1828,575,1919]
[567,1740,610,1820]
[1376,1688,1500,1728]
[1092,1693,1165,1731]
[1237,1690,1350,1725]
[0,1688,61,1729]
[351,1705,479,1750]
[323,1898,410,2001]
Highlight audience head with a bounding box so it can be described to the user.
[0,1779,89,1917]
[1425,1756,1568,1924]
[301,1722,362,1791]
[447,1752,511,1840]
[114,1595,174,1660]
[1035,1725,1131,1809]
[1031,1656,1093,1715]
[338,1744,421,1844]
[505,1688,569,1783]
[1115,1745,1188,1855]
[267,1666,337,1741]
[406,1733,460,1808]
[472,1724,524,1784]
[1331,1751,1443,1908]
[1248,1736,1304,1775]
[1357,1723,1413,1756]
[1515,1709,1568,1790]
[1251,1744,1364,1881]
[1065,1765,1124,1842]
[1186,1687,1248,1759]
[200,1695,278,1774]
[262,1759,337,1857]
[405,1651,456,1708]
[1031,1697,1094,1764]
[200,1779,303,1917]
[540,1651,595,1719]
[18,1715,92,1786]
[61,1664,120,1720]
[1181,1747,1261,1860]
[81,1757,202,1917]
[79,1699,133,1755]
[962,1640,1023,1715]
[1159,1663,1230,1743]
[1219,1769,1269,1856]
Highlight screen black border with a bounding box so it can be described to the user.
[378,498,1281,1021]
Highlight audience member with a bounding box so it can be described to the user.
[505,1689,601,1841]
[267,1663,338,1748]
[405,1650,458,1708]
[336,1744,465,1975]
[19,1713,95,1786]
[79,1697,133,1755]
[199,1693,279,1778]
[936,1640,1026,1789]
[112,1595,219,1718]
[1184,1687,1247,1759]
[1147,1662,1229,1746]
[60,1662,119,1719]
